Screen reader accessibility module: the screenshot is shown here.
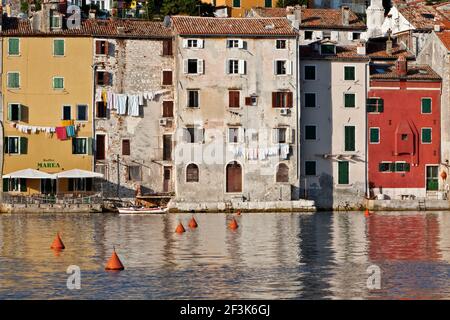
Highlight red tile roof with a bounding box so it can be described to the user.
[370,63,441,80]
[398,4,450,30]
[437,30,450,51]
[366,38,415,60]
[0,17,173,38]
[171,16,297,36]
[250,7,366,30]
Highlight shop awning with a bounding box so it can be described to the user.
[53,169,104,179]
[2,169,56,179]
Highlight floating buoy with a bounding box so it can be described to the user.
[229,218,239,230]
[175,221,186,233]
[105,247,125,271]
[188,216,198,228]
[364,209,370,217]
[236,209,241,216]
[50,232,65,250]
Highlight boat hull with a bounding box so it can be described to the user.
[118,207,168,214]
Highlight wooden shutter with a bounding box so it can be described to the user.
[19,137,27,154]
[197,60,204,74]
[3,178,9,192]
[183,59,188,74]
[272,92,278,108]
[20,178,27,192]
[338,161,349,184]
[238,60,246,74]
[95,41,101,54]
[245,97,252,106]
[163,70,172,85]
[163,39,173,56]
[122,139,131,156]
[103,72,110,86]
[229,91,239,108]
[163,101,174,117]
[226,162,242,193]
[345,126,355,151]
[87,137,93,155]
[287,92,293,108]
[198,39,204,48]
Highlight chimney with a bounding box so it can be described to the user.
[386,30,393,55]
[294,5,301,25]
[89,9,96,19]
[396,56,407,77]
[357,40,366,55]
[434,24,441,32]
[342,6,350,26]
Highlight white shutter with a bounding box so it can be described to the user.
[226,60,230,74]
[347,32,354,41]
[183,59,188,74]
[238,60,246,75]
[274,60,277,75]
[286,60,292,75]
[286,128,293,144]
[197,59,204,74]
[238,40,244,49]
[272,128,278,144]
[316,31,323,39]
[182,39,188,48]
[198,39,204,48]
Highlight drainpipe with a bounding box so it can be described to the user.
[296,34,300,199]
[365,61,369,199]
[92,59,97,196]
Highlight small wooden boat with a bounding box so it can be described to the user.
[118,206,168,214]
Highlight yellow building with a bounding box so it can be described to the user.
[203,0,277,17]
[1,21,94,195]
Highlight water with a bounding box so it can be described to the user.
[0,211,449,299]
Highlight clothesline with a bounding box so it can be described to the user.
[229,144,290,160]
[95,89,169,117]
[9,122,80,139]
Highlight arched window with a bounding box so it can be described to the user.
[226,161,242,192]
[276,163,289,183]
[186,163,199,182]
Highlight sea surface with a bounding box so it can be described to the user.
[0,211,449,299]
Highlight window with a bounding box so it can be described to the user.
[185,127,204,143]
[95,40,108,55]
[53,39,65,56]
[186,163,199,182]
[233,0,240,7]
[227,39,243,48]
[53,77,64,89]
[127,165,142,182]
[7,72,20,88]
[321,44,335,54]
[77,105,88,121]
[96,101,107,118]
[122,139,130,156]
[7,104,21,121]
[227,59,246,75]
[265,0,272,7]
[72,138,87,154]
[68,178,93,192]
[187,90,199,108]
[323,31,331,39]
[275,128,287,143]
[275,60,291,75]
[162,101,174,117]
[338,161,349,184]
[229,91,240,108]
[305,125,316,140]
[8,38,19,55]
[3,178,26,192]
[378,162,391,172]
[163,135,172,161]
[344,93,355,108]
[272,91,293,108]
[421,128,432,143]
[276,39,286,49]
[304,65,316,80]
[305,161,316,176]
[344,66,355,80]
[344,126,355,151]
[421,98,432,114]
[304,31,313,40]
[353,32,361,40]
[395,162,410,172]
[163,39,173,56]
[62,105,71,120]
[4,137,19,154]
[401,134,408,141]
[367,98,384,113]
[369,128,380,143]
[162,70,173,85]
[185,39,203,48]
[304,93,316,108]
[276,163,289,182]
[50,12,61,28]
[228,128,240,143]
[184,59,204,74]
[96,71,111,86]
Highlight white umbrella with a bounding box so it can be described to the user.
[53,169,104,179]
[2,168,56,179]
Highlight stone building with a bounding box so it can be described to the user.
[91,19,174,199]
[170,16,301,210]
[299,41,369,209]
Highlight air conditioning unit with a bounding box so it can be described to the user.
[280,108,289,116]
[159,118,167,126]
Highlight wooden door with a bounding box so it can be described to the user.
[226,161,242,193]
[96,135,105,160]
[163,167,171,192]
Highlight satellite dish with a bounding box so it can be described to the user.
[163,15,171,28]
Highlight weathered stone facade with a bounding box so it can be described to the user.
[94,36,175,199]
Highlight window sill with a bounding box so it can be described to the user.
[335,184,353,188]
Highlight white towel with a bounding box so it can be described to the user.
[128,94,140,117]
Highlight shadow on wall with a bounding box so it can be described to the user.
[95,180,155,199]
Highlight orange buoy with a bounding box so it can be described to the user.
[188,216,198,228]
[236,209,241,216]
[105,247,125,271]
[50,232,65,250]
[229,218,239,230]
[364,209,370,217]
[175,221,186,233]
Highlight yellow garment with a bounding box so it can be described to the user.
[61,120,74,126]
[102,89,107,103]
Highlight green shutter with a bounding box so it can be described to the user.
[3,178,9,192]
[20,137,27,154]
[7,104,12,121]
[422,128,432,143]
[8,38,19,55]
[338,161,349,184]
[4,137,8,154]
[389,163,396,172]
[233,0,240,7]
[8,73,19,88]
[20,178,27,192]
[345,126,355,151]
[53,77,64,89]
[421,98,431,113]
[265,0,272,7]
[345,66,355,80]
[378,99,384,112]
[370,128,379,143]
[54,39,65,56]
[405,163,410,172]
[87,138,93,155]
[345,94,355,108]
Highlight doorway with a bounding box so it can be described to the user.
[163,167,171,192]
[226,161,242,193]
[96,134,106,160]
[426,165,438,191]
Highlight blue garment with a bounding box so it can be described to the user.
[66,125,76,138]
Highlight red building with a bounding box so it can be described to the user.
[368,57,442,199]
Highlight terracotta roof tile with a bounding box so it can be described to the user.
[0,17,173,38]
[366,38,415,60]
[171,16,297,36]
[250,7,366,30]
[437,30,450,51]
[370,63,441,80]
[398,5,449,30]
